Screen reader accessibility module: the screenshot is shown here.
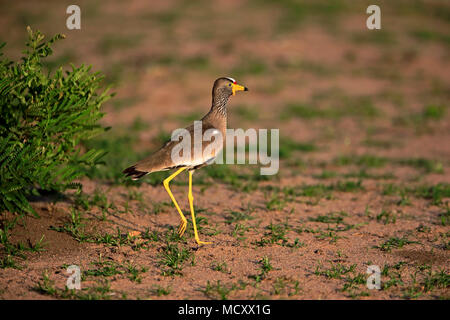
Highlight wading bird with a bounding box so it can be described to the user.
[123,77,248,245]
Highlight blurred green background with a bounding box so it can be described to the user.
[0,0,449,186]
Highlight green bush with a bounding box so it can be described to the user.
[0,27,112,216]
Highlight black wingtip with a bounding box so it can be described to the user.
[123,166,148,180]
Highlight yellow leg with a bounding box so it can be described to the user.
[163,167,187,237]
[188,170,211,245]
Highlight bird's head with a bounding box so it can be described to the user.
[212,77,248,98]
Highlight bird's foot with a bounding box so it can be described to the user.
[177,219,187,237]
[195,239,212,245]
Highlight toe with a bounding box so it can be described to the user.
[196,240,212,245]
[177,221,187,237]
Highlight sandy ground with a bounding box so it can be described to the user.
[0,0,449,299]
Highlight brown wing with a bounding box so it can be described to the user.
[123,122,223,179]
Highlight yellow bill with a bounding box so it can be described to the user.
[232,83,248,96]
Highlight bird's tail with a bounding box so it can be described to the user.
[123,165,148,180]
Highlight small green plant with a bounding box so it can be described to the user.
[397,158,443,174]
[202,280,246,300]
[411,183,450,205]
[35,270,57,296]
[397,191,412,206]
[287,238,306,249]
[50,208,88,242]
[315,230,342,243]
[82,256,147,283]
[153,285,172,296]
[212,261,231,274]
[334,154,387,168]
[422,269,449,292]
[260,256,273,274]
[376,209,397,225]
[265,193,286,211]
[334,180,364,192]
[225,209,254,224]
[232,223,252,241]
[27,235,47,253]
[342,273,367,294]
[142,228,160,242]
[254,222,289,246]
[272,277,300,296]
[150,201,171,215]
[126,263,148,283]
[315,263,356,279]
[159,244,192,276]
[376,236,420,252]
[84,260,124,278]
[0,218,25,269]
[309,211,347,224]
[439,203,450,226]
[250,256,273,282]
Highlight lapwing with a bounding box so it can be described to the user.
[123,77,248,245]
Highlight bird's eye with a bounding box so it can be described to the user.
[228,83,232,87]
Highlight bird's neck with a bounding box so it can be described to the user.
[210,93,229,117]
